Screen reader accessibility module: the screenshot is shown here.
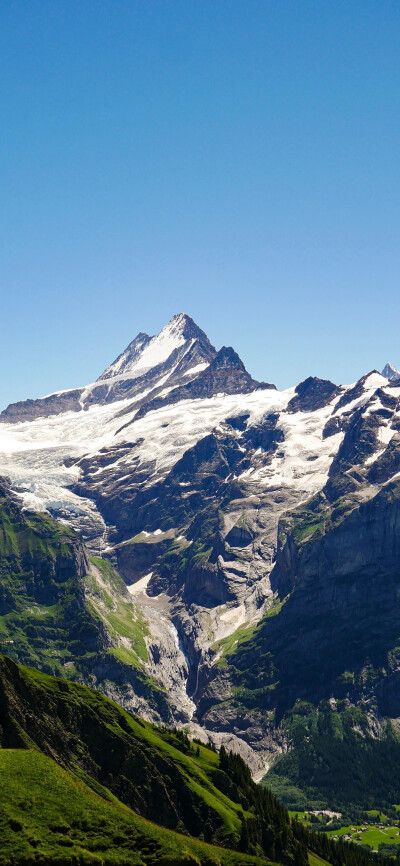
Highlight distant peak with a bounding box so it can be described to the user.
[382,362,400,381]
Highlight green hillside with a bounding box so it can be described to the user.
[0,655,390,866]
[0,748,267,865]
[0,655,301,862]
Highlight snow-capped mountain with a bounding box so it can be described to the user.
[0,314,216,423]
[382,361,400,382]
[0,314,400,775]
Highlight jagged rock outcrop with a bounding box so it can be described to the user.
[287,376,341,413]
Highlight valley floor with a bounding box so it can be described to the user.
[290,811,400,854]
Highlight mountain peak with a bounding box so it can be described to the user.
[166,311,192,330]
[99,313,215,382]
[382,362,400,381]
[210,345,246,372]
[98,332,152,380]
[162,312,215,347]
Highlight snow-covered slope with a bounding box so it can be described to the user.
[0,315,399,772]
[99,332,152,380]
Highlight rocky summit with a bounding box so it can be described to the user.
[382,361,400,382]
[0,313,400,790]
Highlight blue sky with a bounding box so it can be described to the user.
[1,1,399,408]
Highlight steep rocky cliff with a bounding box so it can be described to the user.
[0,482,173,721]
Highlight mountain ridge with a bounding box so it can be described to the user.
[0,314,399,792]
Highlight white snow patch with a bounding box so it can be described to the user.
[378,425,394,445]
[127,573,153,595]
[0,384,335,525]
[365,449,385,467]
[0,381,344,530]
[239,404,344,496]
[102,318,187,382]
[364,372,388,390]
[183,362,209,377]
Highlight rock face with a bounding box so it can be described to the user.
[287,376,340,413]
[0,315,400,780]
[0,389,84,423]
[255,479,400,710]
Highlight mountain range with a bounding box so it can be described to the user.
[0,312,400,810]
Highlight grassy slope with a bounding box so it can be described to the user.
[0,656,314,865]
[0,655,249,846]
[86,556,151,669]
[0,749,269,866]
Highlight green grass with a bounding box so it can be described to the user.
[264,594,288,619]
[327,824,400,850]
[0,657,250,844]
[308,854,331,866]
[365,810,387,819]
[0,656,386,866]
[88,556,149,664]
[294,522,324,542]
[0,749,269,865]
[289,812,312,825]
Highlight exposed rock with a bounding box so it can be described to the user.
[367,432,400,484]
[288,376,340,413]
[0,388,83,423]
[225,412,250,431]
[133,346,275,421]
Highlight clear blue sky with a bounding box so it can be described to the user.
[1,1,399,409]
